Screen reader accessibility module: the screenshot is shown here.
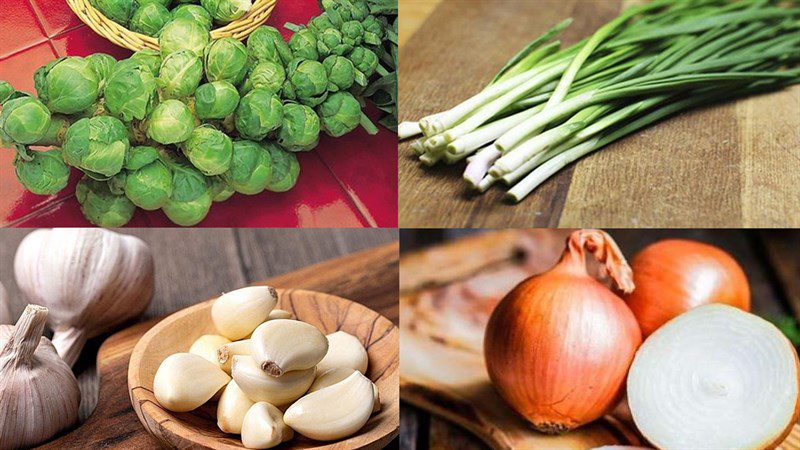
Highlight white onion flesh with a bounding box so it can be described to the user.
[628,304,799,450]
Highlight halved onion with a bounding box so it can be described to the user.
[628,304,800,450]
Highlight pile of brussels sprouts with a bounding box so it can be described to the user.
[0,0,397,227]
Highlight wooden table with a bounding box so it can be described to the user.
[398,0,800,228]
[398,229,800,449]
[0,229,399,449]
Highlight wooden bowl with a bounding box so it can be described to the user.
[128,288,399,449]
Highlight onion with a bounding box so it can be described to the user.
[624,239,750,337]
[484,229,642,434]
[628,304,800,450]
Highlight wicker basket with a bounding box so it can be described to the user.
[66,0,279,52]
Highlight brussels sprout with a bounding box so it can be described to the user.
[171,4,213,31]
[63,116,130,178]
[285,59,328,107]
[14,149,70,195]
[307,12,338,34]
[323,55,356,92]
[288,28,319,61]
[0,96,51,145]
[181,125,233,175]
[264,143,299,192]
[316,28,352,57]
[162,160,212,226]
[223,140,272,194]
[210,176,235,201]
[129,48,162,76]
[90,0,137,26]
[277,103,319,152]
[76,177,136,227]
[104,60,158,122]
[321,0,370,22]
[204,38,249,85]
[234,89,283,140]
[147,99,195,144]
[200,0,252,23]
[34,57,100,114]
[159,18,210,57]
[361,15,385,45]
[125,145,160,170]
[137,0,171,6]
[340,21,365,47]
[348,46,379,78]
[317,91,363,137]
[163,190,212,226]
[85,53,117,92]
[130,3,171,37]
[247,26,293,66]
[158,50,203,99]
[194,81,240,119]
[240,59,285,95]
[0,81,15,104]
[125,158,172,210]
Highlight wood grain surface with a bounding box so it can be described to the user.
[397,0,800,228]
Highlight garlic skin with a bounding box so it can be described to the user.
[0,305,80,450]
[217,339,251,374]
[250,319,328,377]
[211,286,278,340]
[189,334,231,364]
[14,228,154,367]
[310,368,381,413]
[153,353,231,412]
[241,402,294,449]
[217,380,254,434]
[267,309,292,320]
[316,331,369,374]
[284,371,375,441]
[0,282,11,324]
[231,355,315,406]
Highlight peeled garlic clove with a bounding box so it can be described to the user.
[310,367,381,413]
[212,286,278,340]
[284,371,375,441]
[217,339,252,374]
[250,319,328,377]
[316,331,369,374]
[241,402,294,449]
[189,334,231,364]
[232,355,316,406]
[267,309,292,320]
[217,380,255,434]
[154,353,231,412]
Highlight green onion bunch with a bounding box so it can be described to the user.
[399,0,800,203]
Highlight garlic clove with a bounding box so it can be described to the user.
[231,355,316,406]
[190,334,232,364]
[217,380,255,434]
[267,309,292,320]
[217,339,251,374]
[241,402,294,449]
[250,319,328,377]
[153,353,231,412]
[284,371,375,441]
[212,286,278,340]
[316,331,369,374]
[310,367,381,413]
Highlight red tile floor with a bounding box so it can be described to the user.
[0,0,398,227]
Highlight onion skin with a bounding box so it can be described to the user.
[484,230,642,434]
[624,239,750,337]
[766,345,800,450]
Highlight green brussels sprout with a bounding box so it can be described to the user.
[240,59,285,95]
[85,53,117,93]
[340,20,365,47]
[181,124,233,175]
[0,96,51,145]
[163,190,212,226]
[0,81,15,104]
[90,0,137,26]
[34,57,100,114]
[307,13,338,34]
[159,18,210,57]
[162,160,212,226]
[264,143,299,192]
[129,48,162,76]
[146,99,195,144]
[200,0,252,23]
[223,140,272,194]
[125,145,160,170]
[63,116,130,178]
[14,149,70,195]
[361,15,385,45]
[285,59,328,107]
[316,28,352,57]
[247,26,293,66]
[348,46,379,78]
[321,0,370,22]
[234,89,283,140]
[125,158,172,210]
[210,176,235,202]
[137,0,171,6]
[277,103,319,152]
[171,4,213,31]
[76,177,136,227]
[194,81,240,119]
[104,59,159,122]
[317,91,363,137]
[158,50,203,99]
[129,3,171,37]
[204,37,249,85]
[288,28,319,61]
[323,55,355,92]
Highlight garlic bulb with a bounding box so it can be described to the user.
[250,319,328,377]
[267,309,292,320]
[231,355,315,406]
[241,402,294,449]
[153,353,230,412]
[217,339,251,374]
[14,228,154,366]
[189,334,231,364]
[284,371,375,441]
[0,305,80,449]
[212,286,278,340]
[0,282,11,324]
[316,331,369,374]
[217,380,254,434]
[310,368,381,413]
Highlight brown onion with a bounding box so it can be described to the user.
[624,239,750,337]
[484,229,642,434]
